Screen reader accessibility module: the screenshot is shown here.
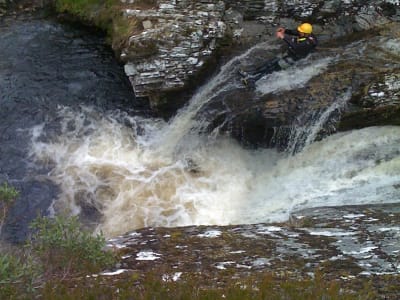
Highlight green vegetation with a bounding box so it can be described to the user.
[39,270,378,300]
[0,182,19,203]
[54,0,121,43]
[0,253,38,299]
[0,214,116,299]
[0,182,19,229]
[54,0,113,18]
[0,210,380,300]
[29,216,116,277]
[52,0,152,52]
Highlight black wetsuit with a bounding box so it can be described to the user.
[244,29,318,82]
[282,29,318,60]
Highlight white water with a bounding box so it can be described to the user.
[29,44,400,238]
[285,89,352,154]
[148,42,276,158]
[30,105,400,238]
[256,56,334,95]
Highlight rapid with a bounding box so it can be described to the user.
[1,15,400,240]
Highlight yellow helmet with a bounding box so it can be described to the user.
[297,23,313,34]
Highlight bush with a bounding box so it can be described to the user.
[0,182,19,230]
[0,254,25,298]
[0,252,38,299]
[0,182,19,204]
[29,216,116,277]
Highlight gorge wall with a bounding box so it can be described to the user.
[116,0,400,107]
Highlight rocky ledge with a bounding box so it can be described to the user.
[121,0,227,101]
[115,0,400,107]
[102,203,400,298]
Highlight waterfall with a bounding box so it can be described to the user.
[149,42,279,158]
[256,56,333,95]
[285,89,352,155]
[28,44,400,238]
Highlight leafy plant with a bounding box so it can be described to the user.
[0,182,19,204]
[0,182,19,231]
[0,252,39,299]
[29,216,116,278]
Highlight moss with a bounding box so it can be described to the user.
[52,0,145,56]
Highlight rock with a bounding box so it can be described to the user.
[142,19,153,29]
[118,0,227,102]
[193,18,400,149]
[109,0,400,111]
[104,203,400,298]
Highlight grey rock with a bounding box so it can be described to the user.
[108,0,400,112]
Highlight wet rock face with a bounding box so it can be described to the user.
[339,71,400,130]
[194,22,400,149]
[105,204,400,297]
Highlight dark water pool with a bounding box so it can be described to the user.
[0,14,138,242]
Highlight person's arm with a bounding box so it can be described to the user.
[276,28,298,40]
[276,27,317,59]
[283,29,299,36]
[281,33,298,49]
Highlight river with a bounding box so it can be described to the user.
[0,14,137,241]
[1,14,400,242]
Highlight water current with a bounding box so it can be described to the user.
[1,15,400,241]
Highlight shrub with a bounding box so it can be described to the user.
[0,182,19,230]
[0,252,38,299]
[0,254,25,298]
[28,216,116,278]
[0,182,19,204]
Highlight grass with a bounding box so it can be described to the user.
[38,270,378,300]
[52,0,156,53]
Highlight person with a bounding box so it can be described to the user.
[239,23,318,86]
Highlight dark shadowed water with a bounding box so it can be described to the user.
[0,14,137,242]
